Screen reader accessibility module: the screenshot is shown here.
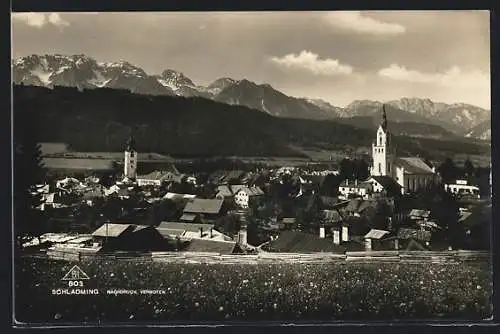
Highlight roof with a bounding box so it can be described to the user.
[183,239,237,254]
[364,229,390,239]
[163,192,196,200]
[184,198,224,215]
[157,222,215,233]
[323,210,343,223]
[397,228,431,242]
[137,170,173,181]
[132,225,150,233]
[266,231,345,253]
[369,176,402,193]
[409,209,431,218]
[180,213,198,222]
[225,170,246,181]
[92,223,132,238]
[458,211,473,223]
[396,157,435,174]
[234,186,265,196]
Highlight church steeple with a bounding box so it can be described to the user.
[126,134,136,152]
[381,104,388,131]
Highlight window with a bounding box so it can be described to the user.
[378,163,382,173]
[130,152,135,158]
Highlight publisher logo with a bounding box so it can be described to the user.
[61,265,90,281]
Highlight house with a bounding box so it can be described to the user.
[137,169,182,187]
[368,176,403,198]
[338,180,373,200]
[156,222,239,254]
[263,230,352,253]
[444,180,480,199]
[369,105,440,194]
[363,229,390,251]
[233,186,265,208]
[91,223,168,251]
[182,198,226,223]
[396,227,432,250]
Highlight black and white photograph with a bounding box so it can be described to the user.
[11,10,493,326]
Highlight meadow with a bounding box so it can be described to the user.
[14,256,492,324]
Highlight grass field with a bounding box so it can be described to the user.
[14,257,492,324]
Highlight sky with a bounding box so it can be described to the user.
[11,11,491,109]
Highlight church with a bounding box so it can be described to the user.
[369,105,441,194]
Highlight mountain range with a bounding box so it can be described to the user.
[12,54,491,140]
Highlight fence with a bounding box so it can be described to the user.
[41,248,491,264]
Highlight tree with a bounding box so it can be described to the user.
[14,117,46,241]
[339,158,354,181]
[353,158,369,181]
[464,158,474,179]
[437,158,457,184]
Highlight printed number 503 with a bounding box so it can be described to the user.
[68,280,84,287]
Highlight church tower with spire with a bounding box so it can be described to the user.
[124,134,137,180]
[370,105,394,177]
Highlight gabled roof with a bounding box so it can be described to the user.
[396,157,435,174]
[364,229,390,239]
[92,223,132,237]
[137,170,174,181]
[184,198,224,214]
[225,170,246,181]
[369,176,402,193]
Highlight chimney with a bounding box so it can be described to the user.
[394,238,399,250]
[342,225,349,242]
[210,228,213,238]
[388,217,393,231]
[200,227,204,238]
[345,179,348,186]
[319,226,325,238]
[333,230,340,245]
[355,179,358,186]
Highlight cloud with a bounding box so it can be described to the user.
[378,64,489,89]
[326,11,406,36]
[12,12,69,28]
[269,50,353,76]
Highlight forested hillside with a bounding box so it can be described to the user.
[13,85,490,160]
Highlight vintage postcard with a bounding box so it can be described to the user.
[11,10,492,326]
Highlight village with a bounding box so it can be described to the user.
[20,108,492,260]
